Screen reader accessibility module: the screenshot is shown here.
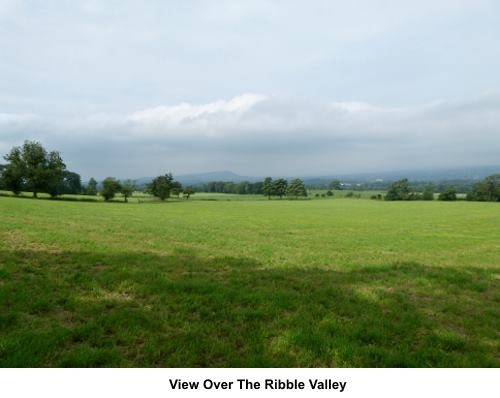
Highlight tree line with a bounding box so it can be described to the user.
[1,141,498,203]
[191,180,264,195]
[0,140,82,197]
[84,174,194,202]
[191,177,309,199]
[0,141,194,202]
[262,177,307,199]
[383,177,500,202]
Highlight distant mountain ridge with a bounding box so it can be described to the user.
[130,171,260,188]
[127,165,500,187]
[176,171,261,185]
[302,165,500,184]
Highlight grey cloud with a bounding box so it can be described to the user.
[1,94,499,179]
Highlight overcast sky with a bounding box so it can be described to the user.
[1,0,499,179]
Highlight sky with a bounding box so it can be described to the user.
[0,0,499,179]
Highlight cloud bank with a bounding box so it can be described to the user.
[0,93,499,179]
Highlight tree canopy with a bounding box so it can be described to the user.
[422,185,435,201]
[385,178,413,201]
[2,140,74,197]
[85,178,98,195]
[170,181,183,198]
[287,178,307,198]
[468,174,500,202]
[273,178,288,199]
[263,177,274,199]
[101,177,122,201]
[438,187,457,201]
[120,180,136,203]
[147,173,175,201]
[183,187,195,199]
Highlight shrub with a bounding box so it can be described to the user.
[422,187,434,200]
[469,174,500,202]
[438,188,457,201]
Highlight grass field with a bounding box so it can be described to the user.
[0,195,499,367]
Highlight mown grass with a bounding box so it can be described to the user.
[0,196,498,367]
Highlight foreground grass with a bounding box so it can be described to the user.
[0,197,498,367]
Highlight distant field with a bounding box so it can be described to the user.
[0,189,385,202]
[0,196,498,367]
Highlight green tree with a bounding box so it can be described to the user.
[0,164,5,190]
[329,180,341,190]
[3,140,66,197]
[148,173,174,201]
[183,187,195,199]
[47,170,82,197]
[326,190,334,197]
[1,147,24,195]
[101,177,122,201]
[45,151,67,197]
[286,178,307,199]
[468,174,500,201]
[438,187,457,201]
[170,181,183,198]
[62,171,82,194]
[483,174,500,201]
[86,177,98,195]
[20,140,47,198]
[385,178,413,201]
[44,170,82,197]
[26,141,65,198]
[120,179,136,202]
[263,177,274,199]
[273,178,288,199]
[422,185,435,201]
[250,181,263,194]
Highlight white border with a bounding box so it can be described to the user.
[1,368,497,398]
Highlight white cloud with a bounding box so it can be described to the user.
[127,93,266,127]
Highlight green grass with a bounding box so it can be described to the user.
[0,196,498,367]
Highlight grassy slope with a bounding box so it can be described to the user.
[0,196,498,367]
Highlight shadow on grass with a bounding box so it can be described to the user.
[0,192,99,203]
[0,193,187,204]
[0,249,498,367]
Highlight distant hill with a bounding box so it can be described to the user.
[175,171,261,185]
[129,171,260,188]
[310,165,500,183]
[122,165,500,188]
